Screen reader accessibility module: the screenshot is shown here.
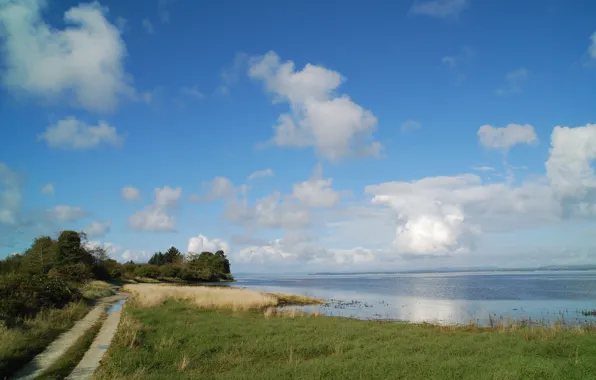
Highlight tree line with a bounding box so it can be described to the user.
[0,230,234,326]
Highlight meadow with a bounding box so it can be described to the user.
[95,284,596,380]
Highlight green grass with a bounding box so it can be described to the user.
[36,314,105,380]
[80,280,116,300]
[0,301,90,378]
[95,300,596,380]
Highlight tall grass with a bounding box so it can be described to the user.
[81,280,116,300]
[123,284,279,310]
[0,301,89,377]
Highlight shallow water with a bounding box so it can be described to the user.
[235,270,596,325]
[107,299,127,315]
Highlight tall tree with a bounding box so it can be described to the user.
[164,246,183,264]
[23,236,56,274]
[55,230,92,267]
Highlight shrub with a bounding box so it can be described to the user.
[159,265,182,279]
[48,263,93,283]
[0,274,81,327]
[134,264,161,279]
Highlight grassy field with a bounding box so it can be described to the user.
[0,301,90,378]
[95,288,596,380]
[81,280,116,300]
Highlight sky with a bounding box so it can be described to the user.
[1,0,596,273]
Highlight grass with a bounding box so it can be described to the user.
[81,280,116,300]
[96,298,596,380]
[0,301,90,378]
[36,313,105,380]
[123,284,279,310]
[268,293,325,306]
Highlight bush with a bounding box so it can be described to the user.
[159,265,182,279]
[48,263,93,283]
[134,264,161,279]
[0,274,81,327]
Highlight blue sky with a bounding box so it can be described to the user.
[1,0,596,272]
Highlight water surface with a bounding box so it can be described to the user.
[236,270,596,325]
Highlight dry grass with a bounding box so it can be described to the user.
[81,280,115,300]
[263,306,323,319]
[123,284,279,310]
[269,293,325,305]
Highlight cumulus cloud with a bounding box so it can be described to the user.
[247,168,274,181]
[47,205,86,222]
[227,191,310,229]
[39,117,124,149]
[128,186,181,232]
[128,205,176,232]
[410,0,469,19]
[204,177,237,201]
[365,169,565,258]
[496,68,530,95]
[154,186,182,208]
[121,186,141,201]
[545,124,596,200]
[187,234,229,254]
[292,164,340,208]
[249,51,380,161]
[477,124,537,151]
[235,235,377,267]
[84,219,111,237]
[41,183,54,195]
[0,0,133,112]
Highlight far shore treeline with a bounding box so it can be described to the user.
[0,230,233,326]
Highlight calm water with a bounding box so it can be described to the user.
[235,270,596,325]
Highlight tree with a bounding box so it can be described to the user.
[54,230,93,267]
[148,252,166,266]
[215,250,231,274]
[164,246,183,264]
[22,236,57,274]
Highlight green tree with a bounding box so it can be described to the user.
[148,252,166,266]
[164,246,183,264]
[54,230,93,267]
[23,236,57,274]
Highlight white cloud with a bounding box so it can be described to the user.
[442,46,474,68]
[39,117,124,150]
[41,183,55,195]
[227,191,310,229]
[0,0,133,112]
[546,124,596,200]
[247,168,274,181]
[142,18,154,34]
[122,249,153,263]
[292,165,340,208]
[477,124,537,151]
[472,166,495,172]
[401,119,421,132]
[48,205,86,222]
[84,219,111,237]
[181,85,204,99]
[154,186,182,208]
[216,52,248,96]
[0,162,21,226]
[187,234,229,254]
[410,0,468,19]
[249,51,380,161]
[496,68,530,95]
[204,177,236,201]
[128,186,181,232]
[128,205,176,232]
[121,186,141,201]
[589,32,596,60]
[85,240,151,263]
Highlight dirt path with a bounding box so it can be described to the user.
[65,299,127,380]
[12,293,130,380]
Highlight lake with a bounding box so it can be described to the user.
[235,270,596,326]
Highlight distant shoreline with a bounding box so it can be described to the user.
[309,265,596,276]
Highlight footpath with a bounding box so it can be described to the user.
[12,292,130,380]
